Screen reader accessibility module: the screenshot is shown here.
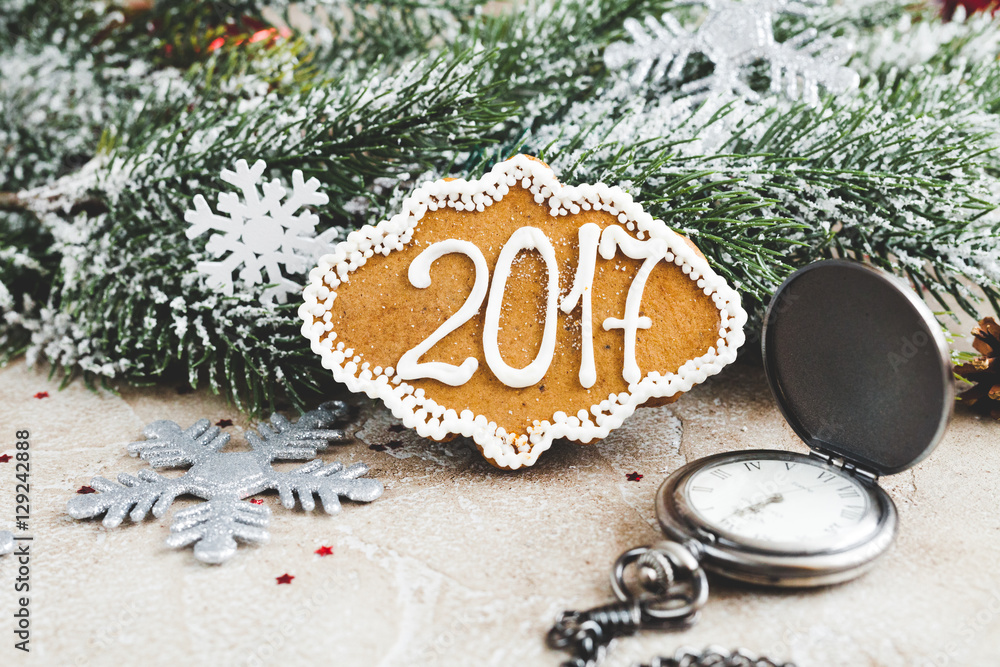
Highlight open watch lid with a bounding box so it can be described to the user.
[762,259,954,477]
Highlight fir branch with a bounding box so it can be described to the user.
[18,45,514,413]
[0,210,58,362]
[311,1,488,69]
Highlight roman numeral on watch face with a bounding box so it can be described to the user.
[841,506,864,521]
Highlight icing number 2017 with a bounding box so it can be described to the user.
[396,224,667,389]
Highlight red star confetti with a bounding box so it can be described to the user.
[276,573,294,585]
[249,498,264,505]
[215,419,233,427]
[77,485,97,494]
[315,546,334,557]
[34,391,49,399]
[626,472,643,482]
[0,454,11,463]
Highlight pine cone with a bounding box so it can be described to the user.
[955,317,1000,420]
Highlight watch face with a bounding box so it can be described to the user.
[682,454,876,551]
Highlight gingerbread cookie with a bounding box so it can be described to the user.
[300,155,746,469]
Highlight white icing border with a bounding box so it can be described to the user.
[299,155,748,470]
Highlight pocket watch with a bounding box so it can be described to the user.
[659,259,952,587]
[549,259,953,666]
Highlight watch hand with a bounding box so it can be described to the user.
[722,493,784,522]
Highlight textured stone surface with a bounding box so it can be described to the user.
[0,359,998,666]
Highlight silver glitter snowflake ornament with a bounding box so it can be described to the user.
[66,401,382,564]
[185,159,338,304]
[0,531,12,556]
[604,0,859,105]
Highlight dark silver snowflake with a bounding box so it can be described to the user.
[66,401,382,564]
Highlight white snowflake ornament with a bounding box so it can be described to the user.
[0,530,12,556]
[185,159,337,304]
[605,0,859,105]
[66,401,382,564]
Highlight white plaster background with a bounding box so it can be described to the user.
[0,359,998,666]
